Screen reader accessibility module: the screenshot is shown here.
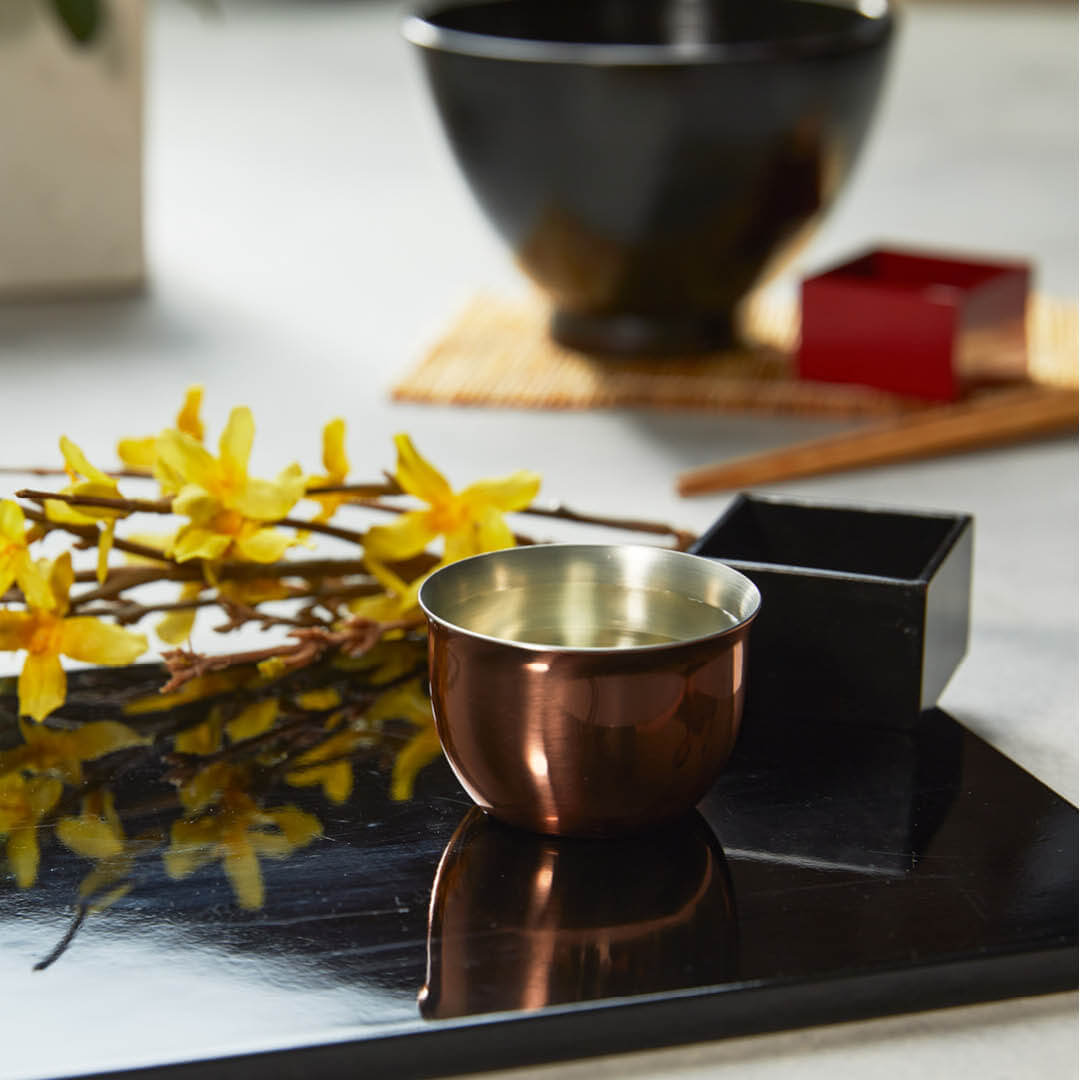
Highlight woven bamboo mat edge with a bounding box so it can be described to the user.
[391,292,1078,418]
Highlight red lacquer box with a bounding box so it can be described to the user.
[798,248,1031,401]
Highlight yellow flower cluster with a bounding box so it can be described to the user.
[0,387,541,730]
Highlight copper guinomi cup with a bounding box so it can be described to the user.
[418,544,761,836]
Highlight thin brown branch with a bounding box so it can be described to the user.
[34,904,89,972]
[159,616,422,693]
[0,466,152,480]
[305,480,402,497]
[21,508,179,565]
[17,489,173,514]
[520,503,698,550]
[272,516,368,544]
[213,600,329,634]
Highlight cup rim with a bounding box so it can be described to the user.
[417,542,761,654]
[403,0,894,67]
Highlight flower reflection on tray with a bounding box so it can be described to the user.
[0,636,439,946]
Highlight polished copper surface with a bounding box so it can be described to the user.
[419,544,760,836]
[419,808,737,1019]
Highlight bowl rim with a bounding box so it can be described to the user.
[402,0,894,67]
[417,542,761,654]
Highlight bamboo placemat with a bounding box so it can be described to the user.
[392,292,1077,417]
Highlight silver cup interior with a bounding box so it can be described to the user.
[418,544,760,651]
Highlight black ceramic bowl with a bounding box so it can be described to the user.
[405,0,895,354]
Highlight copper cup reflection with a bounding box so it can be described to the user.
[419,808,737,1020]
[418,544,760,836]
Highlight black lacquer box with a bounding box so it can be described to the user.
[690,493,973,729]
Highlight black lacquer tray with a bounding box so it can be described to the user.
[1,651,1075,1080]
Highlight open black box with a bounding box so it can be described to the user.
[690,494,973,730]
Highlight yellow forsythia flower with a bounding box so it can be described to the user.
[46,438,130,584]
[117,385,206,493]
[285,721,368,805]
[0,771,63,887]
[365,678,443,802]
[158,406,306,564]
[0,500,51,609]
[307,418,350,523]
[57,789,136,911]
[0,553,147,721]
[58,789,126,861]
[365,433,541,565]
[164,763,320,910]
[0,719,145,887]
[0,716,147,786]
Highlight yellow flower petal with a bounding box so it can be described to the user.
[391,725,443,802]
[461,470,542,512]
[367,678,432,729]
[117,435,158,469]
[12,560,50,612]
[48,552,74,615]
[0,500,25,543]
[123,669,254,716]
[57,815,125,860]
[327,763,353,804]
[225,699,279,742]
[171,524,232,562]
[6,826,41,888]
[234,471,305,521]
[257,657,289,680]
[364,510,438,561]
[85,882,133,913]
[470,502,517,554]
[18,652,66,722]
[96,521,115,585]
[322,418,349,480]
[153,458,188,498]
[177,385,205,441]
[0,610,33,651]
[60,436,109,485]
[233,526,293,563]
[263,805,322,848]
[173,483,221,523]
[157,429,218,493]
[174,714,224,755]
[156,582,201,646]
[69,479,126,521]
[27,776,64,817]
[157,606,196,645]
[66,720,147,761]
[219,407,254,489]
[393,434,452,503]
[223,840,264,909]
[61,617,146,666]
[295,688,341,712]
[164,817,220,879]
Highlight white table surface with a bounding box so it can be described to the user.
[0,1,1076,1076]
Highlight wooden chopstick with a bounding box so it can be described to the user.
[676,384,1078,497]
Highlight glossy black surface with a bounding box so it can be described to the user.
[691,494,973,729]
[406,0,894,353]
[1,652,1074,1080]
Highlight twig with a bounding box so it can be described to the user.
[0,466,151,480]
[17,489,173,514]
[22,508,178,565]
[272,516,368,544]
[159,616,422,693]
[521,503,697,549]
[213,601,329,633]
[34,906,88,972]
[305,481,402,497]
